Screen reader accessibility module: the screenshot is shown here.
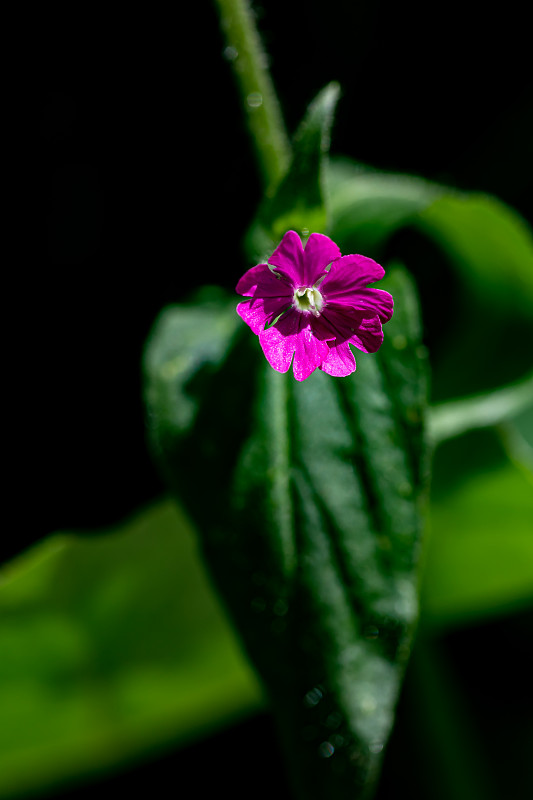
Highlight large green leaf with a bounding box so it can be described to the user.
[143,268,429,800]
[327,157,533,400]
[327,158,440,256]
[0,499,262,799]
[327,159,533,310]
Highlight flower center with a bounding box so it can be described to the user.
[293,286,324,316]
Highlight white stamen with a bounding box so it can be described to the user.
[293,286,324,316]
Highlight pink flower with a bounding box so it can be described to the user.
[236,231,393,381]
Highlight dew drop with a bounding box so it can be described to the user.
[318,741,335,759]
[223,45,238,61]
[304,686,324,708]
[246,92,263,108]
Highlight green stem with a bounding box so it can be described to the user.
[214,0,291,191]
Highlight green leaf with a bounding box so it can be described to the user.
[0,499,263,799]
[421,458,533,630]
[428,372,533,445]
[143,268,429,800]
[327,158,533,314]
[246,83,340,261]
[418,192,533,313]
[327,157,440,256]
[327,156,533,401]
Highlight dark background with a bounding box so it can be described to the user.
[18,2,533,797]
[26,0,532,559]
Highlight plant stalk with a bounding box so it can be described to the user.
[214,0,291,191]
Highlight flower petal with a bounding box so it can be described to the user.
[258,311,330,381]
[323,284,393,323]
[293,323,331,381]
[320,341,356,377]
[318,306,384,353]
[349,314,384,353]
[321,254,385,294]
[236,263,293,297]
[237,297,290,335]
[302,233,342,286]
[268,230,304,284]
[258,310,300,373]
[348,288,394,323]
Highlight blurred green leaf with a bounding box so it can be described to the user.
[246,83,340,260]
[328,159,533,312]
[428,372,533,445]
[328,158,440,255]
[421,459,533,630]
[499,406,533,478]
[327,157,533,401]
[0,499,263,799]
[143,268,429,800]
[418,192,533,312]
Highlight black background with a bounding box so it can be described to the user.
[17,1,533,797]
[26,0,532,558]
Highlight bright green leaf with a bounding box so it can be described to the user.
[421,460,533,630]
[0,499,263,799]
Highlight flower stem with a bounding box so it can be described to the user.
[214,0,291,191]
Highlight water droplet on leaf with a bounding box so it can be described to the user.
[318,741,335,758]
[246,92,263,108]
[223,46,238,61]
[304,686,324,707]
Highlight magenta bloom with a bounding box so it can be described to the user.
[236,231,393,381]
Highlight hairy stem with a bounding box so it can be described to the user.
[214,0,291,190]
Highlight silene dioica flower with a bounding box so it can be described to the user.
[236,231,394,381]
